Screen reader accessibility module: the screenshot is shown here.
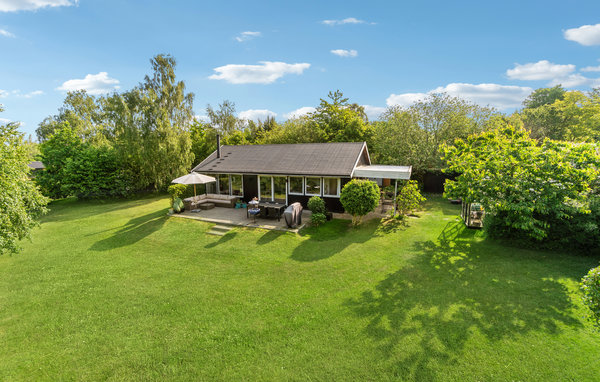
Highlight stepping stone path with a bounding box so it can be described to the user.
[207,224,233,236]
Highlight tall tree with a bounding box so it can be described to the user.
[0,106,49,254]
[372,93,496,172]
[309,90,372,142]
[36,90,107,144]
[522,85,566,109]
[108,54,194,190]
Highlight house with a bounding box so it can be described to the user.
[192,140,411,213]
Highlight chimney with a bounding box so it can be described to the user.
[216,134,221,158]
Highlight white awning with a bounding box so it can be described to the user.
[352,165,412,180]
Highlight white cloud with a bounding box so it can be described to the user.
[322,17,373,26]
[362,105,386,120]
[581,64,600,72]
[0,0,76,12]
[387,83,533,110]
[386,92,429,107]
[0,28,15,37]
[564,23,600,46]
[506,60,575,81]
[194,115,210,122]
[284,106,316,119]
[0,117,11,124]
[56,72,120,95]
[0,89,43,98]
[235,31,261,42]
[22,90,43,98]
[330,49,358,58]
[209,61,310,84]
[548,74,600,88]
[238,109,277,122]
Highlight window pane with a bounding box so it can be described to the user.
[231,175,243,196]
[323,178,339,196]
[305,177,321,195]
[273,177,286,202]
[260,176,272,200]
[289,177,303,194]
[218,174,229,194]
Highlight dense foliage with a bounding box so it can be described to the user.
[168,184,188,203]
[581,266,600,329]
[395,180,426,217]
[37,126,129,199]
[442,123,600,246]
[0,108,49,254]
[340,179,380,226]
[172,197,184,213]
[36,54,194,199]
[307,196,326,214]
[371,93,497,176]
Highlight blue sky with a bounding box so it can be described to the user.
[1,0,600,138]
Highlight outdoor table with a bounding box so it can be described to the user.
[258,202,287,221]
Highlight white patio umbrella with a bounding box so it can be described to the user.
[171,172,216,197]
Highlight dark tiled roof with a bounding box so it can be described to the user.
[192,142,368,177]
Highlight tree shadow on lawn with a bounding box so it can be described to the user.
[205,231,238,248]
[345,220,596,380]
[42,195,166,224]
[89,209,167,251]
[291,219,379,262]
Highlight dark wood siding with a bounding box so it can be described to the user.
[287,194,345,213]
[243,175,258,202]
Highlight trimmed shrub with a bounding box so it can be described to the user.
[172,197,184,213]
[308,196,326,215]
[168,184,188,203]
[310,212,326,226]
[396,180,426,217]
[581,266,600,329]
[340,179,380,226]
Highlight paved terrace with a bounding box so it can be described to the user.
[169,201,394,233]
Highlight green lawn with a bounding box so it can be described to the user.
[1,195,599,381]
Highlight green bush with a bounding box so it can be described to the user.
[396,180,426,217]
[581,266,600,329]
[168,184,188,203]
[310,212,326,226]
[308,196,326,215]
[340,179,380,226]
[172,197,184,213]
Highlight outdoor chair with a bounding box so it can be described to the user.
[248,207,261,223]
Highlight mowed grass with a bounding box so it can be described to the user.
[1,195,599,381]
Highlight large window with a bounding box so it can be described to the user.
[218,174,229,194]
[289,177,303,195]
[323,177,340,197]
[305,177,321,196]
[273,177,287,203]
[231,175,243,196]
[259,176,272,201]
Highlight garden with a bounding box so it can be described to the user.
[0,195,599,380]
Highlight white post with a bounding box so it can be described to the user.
[393,179,398,216]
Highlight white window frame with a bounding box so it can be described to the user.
[322,177,341,198]
[305,176,322,197]
[230,173,244,197]
[258,175,273,201]
[288,176,304,195]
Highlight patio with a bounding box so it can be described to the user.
[169,206,311,233]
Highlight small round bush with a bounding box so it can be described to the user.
[581,265,600,329]
[340,179,380,226]
[172,197,184,213]
[308,196,326,215]
[168,184,188,203]
[311,212,326,226]
[396,180,426,217]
